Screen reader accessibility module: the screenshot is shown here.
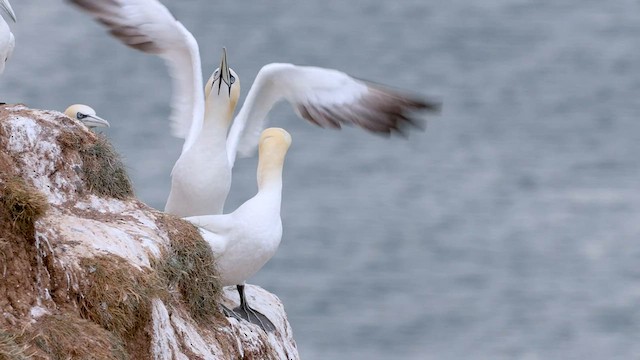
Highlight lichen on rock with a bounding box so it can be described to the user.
[0,105,299,359]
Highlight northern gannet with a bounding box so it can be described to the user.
[164,49,236,217]
[185,127,292,332]
[68,0,441,217]
[64,104,110,129]
[0,0,16,76]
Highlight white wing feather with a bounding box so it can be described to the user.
[68,0,204,150]
[226,63,436,166]
[184,215,233,254]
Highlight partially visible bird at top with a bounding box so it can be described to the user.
[67,0,442,218]
[64,104,111,129]
[0,0,16,77]
[186,127,293,332]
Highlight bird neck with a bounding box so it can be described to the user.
[257,151,285,194]
[202,100,234,143]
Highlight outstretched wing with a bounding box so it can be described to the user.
[68,0,204,150]
[226,63,440,165]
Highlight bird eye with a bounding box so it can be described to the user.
[230,75,236,84]
[76,112,88,119]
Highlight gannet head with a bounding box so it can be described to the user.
[260,128,292,151]
[0,0,16,23]
[64,104,110,129]
[204,48,240,121]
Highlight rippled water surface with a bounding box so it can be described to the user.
[3,1,640,358]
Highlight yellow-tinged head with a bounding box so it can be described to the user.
[204,48,240,124]
[257,127,292,188]
[259,128,292,151]
[64,104,110,129]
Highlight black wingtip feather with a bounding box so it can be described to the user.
[296,77,440,137]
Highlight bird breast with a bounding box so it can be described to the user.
[167,144,231,217]
[215,212,283,286]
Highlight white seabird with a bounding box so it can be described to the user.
[186,127,292,332]
[68,0,440,217]
[0,0,16,76]
[64,104,110,129]
[164,49,236,217]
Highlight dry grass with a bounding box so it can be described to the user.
[77,256,164,341]
[79,135,133,199]
[0,177,48,238]
[57,131,133,200]
[155,214,223,323]
[0,329,32,360]
[25,314,128,360]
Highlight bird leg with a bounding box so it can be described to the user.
[229,284,276,332]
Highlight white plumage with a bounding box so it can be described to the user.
[0,0,16,77]
[225,62,438,165]
[68,0,204,151]
[68,0,440,217]
[186,127,292,331]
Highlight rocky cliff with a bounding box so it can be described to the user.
[0,104,298,359]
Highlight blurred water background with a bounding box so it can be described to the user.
[3,1,640,358]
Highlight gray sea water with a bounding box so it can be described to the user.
[3,1,640,359]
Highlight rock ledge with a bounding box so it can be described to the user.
[0,105,298,359]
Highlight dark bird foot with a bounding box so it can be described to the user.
[222,284,276,332]
[221,304,238,319]
[232,303,276,332]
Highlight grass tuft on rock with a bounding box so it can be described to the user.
[0,329,32,360]
[0,177,49,238]
[26,314,128,360]
[155,214,222,323]
[77,256,164,341]
[57,131,133,200]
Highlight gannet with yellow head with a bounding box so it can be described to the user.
[68,0,440,218]
[64,104,110,129]
[186,127,292,332]
[0,0,16,76]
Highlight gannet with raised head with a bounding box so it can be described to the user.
[164,48,237,217]
[68,0,441,217]
[64,104,110,129]
[0,0,16,76]
[185,127,292,332]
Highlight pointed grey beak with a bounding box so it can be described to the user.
[217,47,232,96]
[0,0,16,23]
[81,114,110,129]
